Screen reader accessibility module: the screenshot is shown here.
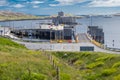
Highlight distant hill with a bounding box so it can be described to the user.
[113,13,120,16]
[0,10,31,17]
[36,15,50,16]
[0,10,40,21]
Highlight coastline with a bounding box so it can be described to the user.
[0,17,51,22]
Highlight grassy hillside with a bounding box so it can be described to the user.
[0,15,40,21]
[1,37,120,80]
[0,37,54,80]
[0,37,82,80]
[0,11,40,21]
[52,52,120,80]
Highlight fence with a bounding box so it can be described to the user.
[41,49,60,80]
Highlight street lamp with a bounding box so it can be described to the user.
[50,28,53,42]
[112,40,114,47]
[0,30,3,36]
[90,15,93,26]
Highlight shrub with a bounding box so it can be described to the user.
[96,55,115,61]
[114,74,120,80]
[85,74,100,80]
[101,68,117,76]
[21,72,47,80]
[86,61,104,69]
[60,73,71,80]
[112,62,120,68]
[69,58,79,64]
[74,60,83,66]
[81,52,92,57]
[0,63,9,68]
[51,70,57,77]
[81,69,93,75]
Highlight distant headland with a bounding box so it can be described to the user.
[0,10,42,21]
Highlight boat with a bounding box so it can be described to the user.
[104,15,112,18]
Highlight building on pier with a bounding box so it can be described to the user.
[87,26,104,44]
[52,11,77,25]
[11,12,77,41]
[0,26,11,36]
[52,11,78,41]
[58,11,64,17]
[11,24,73,40]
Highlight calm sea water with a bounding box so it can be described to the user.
[0,16,120,48]
[76,16,120,48]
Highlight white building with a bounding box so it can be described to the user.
[0,26,11,36]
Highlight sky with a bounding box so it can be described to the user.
[0,0,120,15]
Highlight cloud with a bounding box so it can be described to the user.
[33,5,39,8]
[49,0,120,7]
[30,1,44,4]
[50,0,86,6]
[13,4,25,8]
[49,4,58,7]
[0,0,8,6]
[89,0,120,7]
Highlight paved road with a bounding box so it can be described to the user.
[78,33,90,43]
[11,33,120,54]
[77,33,120,53]
[13,40,120,54]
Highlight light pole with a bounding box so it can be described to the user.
[4,26,5,36]
[50,29,51,41]
[50,28,52,42]
[62,30,64,40]
[0,30,3,36]
[13,21,14,30]
[112,40,114,47]
[59,31,61,40]
[90,15,93,26]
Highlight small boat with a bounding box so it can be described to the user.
[104,15,112,18]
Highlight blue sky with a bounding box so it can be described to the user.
[0,0,120,15]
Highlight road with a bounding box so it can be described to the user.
[13,39,120,54]
[11,33,120,53]
[78,33,90,43]
[77,33,120,53]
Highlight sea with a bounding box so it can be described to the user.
[0,16,120,48]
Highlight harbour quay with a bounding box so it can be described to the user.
[11,11,77,42]
[11,24,74,42]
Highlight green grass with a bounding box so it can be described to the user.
[0,42,51,80]
[52,51,120,80]
[0,37,82,80]
[1,37,120,80]
[0,37,54,80]
[0,37,25,48]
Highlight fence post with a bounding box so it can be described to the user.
[56,66,59,80]
[41,51,60,80]
[53,60,56,68]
